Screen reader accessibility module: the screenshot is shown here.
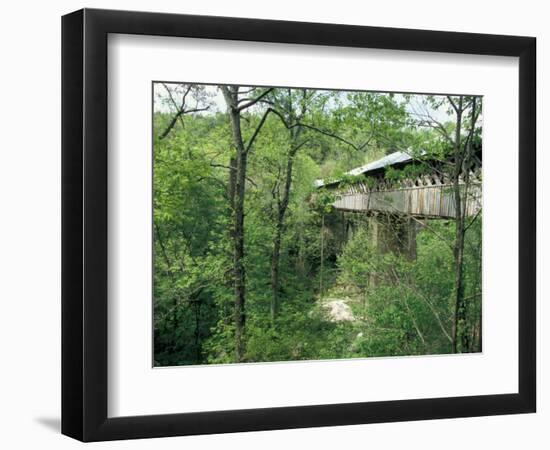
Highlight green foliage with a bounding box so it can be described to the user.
[337,218,482,357]
[385,164,425,184]
[153,85,483,366]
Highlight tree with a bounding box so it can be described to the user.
[408,94,482,352]
[220,85,273,362]
[258,89,399,320]
[446,95,481,352]
[152,110,228,365]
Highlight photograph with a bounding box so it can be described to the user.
[152,83,483,367]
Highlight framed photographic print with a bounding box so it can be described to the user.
[61,8,536,442]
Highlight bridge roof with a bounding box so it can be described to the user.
[315,151,413,188]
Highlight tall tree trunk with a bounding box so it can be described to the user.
[221,85,275,360]
[451,207,466,353]
[450,96,465,353]
[223,87,248,362]
[451,96,480,353]
[233,146,248,362]
[270,149,295,321]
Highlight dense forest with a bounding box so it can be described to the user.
[153,84,482,366]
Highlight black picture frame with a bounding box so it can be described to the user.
[61,8,536,442]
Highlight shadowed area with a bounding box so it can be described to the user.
[35,417,61,433]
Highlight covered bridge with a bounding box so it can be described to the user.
[315,151,481,219]
[315,150,482,260]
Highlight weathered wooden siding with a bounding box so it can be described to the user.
[333,182,481,218]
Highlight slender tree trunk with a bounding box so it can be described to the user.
[451,96,465,353]
[459,167,473,352]
[475,235,483,352]
[223,87,248,362]
[268,91,309,320]
[319,213,325,299]
[221,85,276,360]
[228,156,237,211]
[451,209,466,353]
[232,124,248,362]
[270,224,282,321]
[451,96,480,353]
[270,149,296,321]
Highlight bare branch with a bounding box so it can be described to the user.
[161,83,187,129]
[463,208,482,234]
[247,106,368,155]
[158,84,209,140]
[237,88,274,112]
[244,107,276,153]
[290,122,367,151]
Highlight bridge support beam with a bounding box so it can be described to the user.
[369,213,417,260]
[367,214,417,287]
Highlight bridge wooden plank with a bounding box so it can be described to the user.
[333,183,481,218]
